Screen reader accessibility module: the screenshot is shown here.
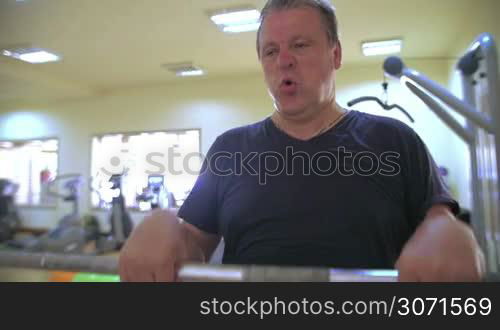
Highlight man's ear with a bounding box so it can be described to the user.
[333,40,342,69]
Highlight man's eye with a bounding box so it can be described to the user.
[265,49,277,56]
[295,42,307,49]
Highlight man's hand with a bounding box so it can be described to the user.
[396,204,486,282]
[118,209,206,282]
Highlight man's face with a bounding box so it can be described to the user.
[258,7,342,117]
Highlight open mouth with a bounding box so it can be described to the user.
[281,78,295,86]
[279,78,298,94]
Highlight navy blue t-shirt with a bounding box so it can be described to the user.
[178,110,458,269]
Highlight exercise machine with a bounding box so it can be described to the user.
[347,78,415,123]
[384,32,500,273]
[0,179,21,243]
[95,174,134,253]
[8,174,99,254]
[136,175,176,210]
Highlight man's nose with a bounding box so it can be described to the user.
[277,49,296,69]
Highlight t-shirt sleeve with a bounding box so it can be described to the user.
[177,136,226,235]
[402,127,460,228]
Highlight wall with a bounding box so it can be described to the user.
[450,0,499,63]
[0,59,465,229]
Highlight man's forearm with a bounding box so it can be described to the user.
[414,204,476,248]
[180,220,221,263]
[396,204,485,281]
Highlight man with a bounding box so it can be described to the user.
[119,0,485,282]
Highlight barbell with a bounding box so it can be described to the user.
[0,250,399,281]
[2,250,499,281]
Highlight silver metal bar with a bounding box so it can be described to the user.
[384,56,493,133]
[478,34,500,271]
[0,250,397,282]
[460,33,500,272]
[404,81,474,144]
[461,72,490,269]
[2,251,499,281]
[178,264,244,281]
[0,250,119,274]
[400,68,494,133]
[328,269,398,282]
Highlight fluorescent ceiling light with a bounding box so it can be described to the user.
[1,47,61,63]
[211,9,260,25]
[176,69,204,77]
[362,39,402,57]
[223,22,261,33]
[210,8,260,33]
[19,51,59,63]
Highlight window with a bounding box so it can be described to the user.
[0,138,59,206]
[90,129,201,210]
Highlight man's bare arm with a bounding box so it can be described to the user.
[180,219,221,262]
[119,209,220,282]
[396,204,485,281]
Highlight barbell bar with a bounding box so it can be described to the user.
[1,250,498,281]
[0,250,398,281]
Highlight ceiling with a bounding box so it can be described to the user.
[0,0,498,106]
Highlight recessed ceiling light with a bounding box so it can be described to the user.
[162,62,205,77]
[1,47,61,63]
[361,39,402,57]
[209,8,260,33]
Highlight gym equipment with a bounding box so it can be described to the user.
[0,250,395,281]
[1,250,499,282]
[0,179,21,243]
[95,174,133,253]
[8,174,99,253]
[384,32,500,273]
[347,77,415,123]
[136,175,176,210]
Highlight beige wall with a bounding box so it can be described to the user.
[0,58,470,228]
[451,0,499,60]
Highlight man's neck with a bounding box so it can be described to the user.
[271,103,346,140]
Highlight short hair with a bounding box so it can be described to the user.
[256,0,339,56]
